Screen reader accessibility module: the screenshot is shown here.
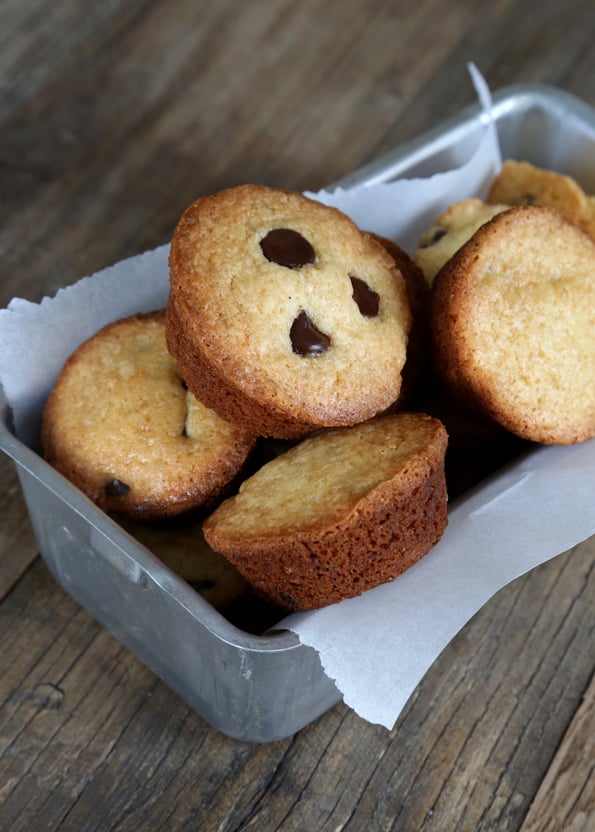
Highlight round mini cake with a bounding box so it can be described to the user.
[42,311,256,519]
[430,205,595,445]
[203,412,449,611]
[487,159,595,240]
[166,185,412,439]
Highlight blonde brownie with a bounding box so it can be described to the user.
[42,312,256,519]
[166,185,412,439]
[203,412,448,610]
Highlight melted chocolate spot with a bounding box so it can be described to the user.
[350,276,379,317]
[290,311,330,355]
[260,228,315,268]
[422,227,447,248]
[104,478,130,498]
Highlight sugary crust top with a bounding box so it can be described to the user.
[204,412,448,541]
[203,411,449,610]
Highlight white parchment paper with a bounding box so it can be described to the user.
[306,65,502,255]
[284,440,595,728]
[1,67,593,730]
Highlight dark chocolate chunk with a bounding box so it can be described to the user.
[350,276,379,317]
[260,228,315,268]
[422,227,447,247]
[104,478,130,498]
[290,311,330,355]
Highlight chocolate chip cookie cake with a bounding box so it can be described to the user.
[166,185,412,438]
[42,311,256,518]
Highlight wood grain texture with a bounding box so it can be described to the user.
[521,672,595,832]
[0,543,592,831]
[0,456,37,600]
[1,0,594,829]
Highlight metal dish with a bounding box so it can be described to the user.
[2,83,594,742]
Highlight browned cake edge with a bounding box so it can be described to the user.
[203,415,448,610]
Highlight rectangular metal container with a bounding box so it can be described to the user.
[2,84,594,742]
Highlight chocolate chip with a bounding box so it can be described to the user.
[104,478,130,498]
[422,227,447,247]
[290,311,330,355]
[350,276,379,317]
[260,228,315,268]
[522,193,536,204]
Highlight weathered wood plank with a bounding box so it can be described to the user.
[520,673,595,832]
[0,456,37,601]
[0,0,486,307]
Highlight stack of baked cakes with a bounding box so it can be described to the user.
[42,167,595,613]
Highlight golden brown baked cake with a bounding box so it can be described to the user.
[487,160,595,239]
[430,205,595,445]
[166,185,412,439]
[203,412,449,611]
[42,311,256,519]
[414,198,509,285]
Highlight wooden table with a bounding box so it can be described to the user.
[1,2,594,829]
